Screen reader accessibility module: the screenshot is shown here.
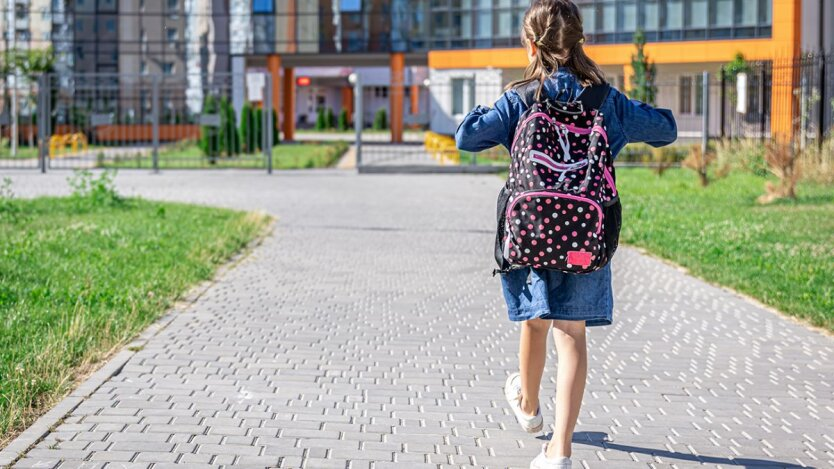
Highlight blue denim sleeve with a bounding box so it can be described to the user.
[609,88,677,148]
[455,91,526,152]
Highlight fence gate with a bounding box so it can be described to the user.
[20,72,274,171]
[350,79,507,174]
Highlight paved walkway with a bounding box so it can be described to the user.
[3,170,833,469]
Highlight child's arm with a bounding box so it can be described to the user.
[610,90,678,147]
[455,93,521,152]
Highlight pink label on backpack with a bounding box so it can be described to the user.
[567,251,592,268]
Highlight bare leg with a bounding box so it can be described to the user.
[519,318,551,416]
[546,319,588,458]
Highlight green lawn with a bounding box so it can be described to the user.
[96,142,349,169]
[0,193,270,447]
[617,168,833,330]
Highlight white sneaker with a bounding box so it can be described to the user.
[530,444,572,469]
[503,372,543,433]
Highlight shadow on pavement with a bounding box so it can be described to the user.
[533,431,810,468]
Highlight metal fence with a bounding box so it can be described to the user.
[2,55,832,173]
[1,72,274,171]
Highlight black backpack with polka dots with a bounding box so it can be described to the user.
[494,81,621,275]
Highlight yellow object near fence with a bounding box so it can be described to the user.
[49,133,89,159]
[424,132,460,165]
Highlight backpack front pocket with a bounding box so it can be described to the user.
[504,191,605,273]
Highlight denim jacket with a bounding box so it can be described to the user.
[455,69,678,156]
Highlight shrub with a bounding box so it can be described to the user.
[315,108,327,131]
[373,108,388,130]
[272,109,280,144]
[338,109,350,131]
[199,95,220,158]
[218,97,240,156]
[758,141,800,204]
[682,145,716,186]
[67,170,122,209]
[239,103,257,153]
[0,177,23,223]
[324,108,335,129]
[254,107,263,151]
[713,138,768,177]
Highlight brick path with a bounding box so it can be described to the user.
[4,170,833,469]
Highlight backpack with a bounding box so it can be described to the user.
[494,80,621,275]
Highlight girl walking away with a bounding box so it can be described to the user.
[455,1,676,468]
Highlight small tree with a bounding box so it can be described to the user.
[239,103,256,153]
[217,97,240,156]
[325,108,336,129]
[254,107,263,151]
[272,109,280,144]
[337,109,350,131]
[628,29,657,105]
[373,108,388,130]
[199,95,219,158]
[315,108,327,130]
[758,141,800,204]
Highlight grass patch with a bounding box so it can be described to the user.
[95,141,348,169]
[0,182,270,447]
[617,168,833,330]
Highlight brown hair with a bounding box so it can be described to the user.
[507,0,606,99]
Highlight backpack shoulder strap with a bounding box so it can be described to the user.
[576,83,611,110]
[513,81,542,108]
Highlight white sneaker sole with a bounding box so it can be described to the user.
[503,374,544,433]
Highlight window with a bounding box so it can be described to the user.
[105,19,116,32]
[451,78,474,115]
[162,62,174,75]
[75,20,84,32]
[600,2,616,32]
[686,0,708,28]
[621,1,637,32]
[140,61,147,75]
[475,0,492,39]
[694,75,704,115]
[167,0,178,8]
[167,28,177,41]
[340,0,361,12]
[580,5,595,33]
[664,0,683,29]
[374,87,388,98]
[713,0,732,27]
[643,0,659,31]
[253,0,273,13]
[679,76,692,114]
[737,0,757,25]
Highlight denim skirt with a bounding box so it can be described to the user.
[500,262,613,326]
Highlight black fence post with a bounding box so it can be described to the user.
[819,54,827,150]
[151,75,160,173]
[37,74,49,173]
[718,65,727,138]
[759,66,767,143]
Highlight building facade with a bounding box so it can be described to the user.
[0,0,829,141]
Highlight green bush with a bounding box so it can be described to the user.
[239,103,257,153]
[272,109,280,144]
[338,109,350,131]
[218,97,240,156]
[67,170,122,210]
[253,108,263,151]
[324,108,335,129]
[198,95,219,157]
[315,108,327,131]
[373,108,388,130]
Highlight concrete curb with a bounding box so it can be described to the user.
[0,220,273,468]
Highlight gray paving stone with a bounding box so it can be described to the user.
[4,170,833,469]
